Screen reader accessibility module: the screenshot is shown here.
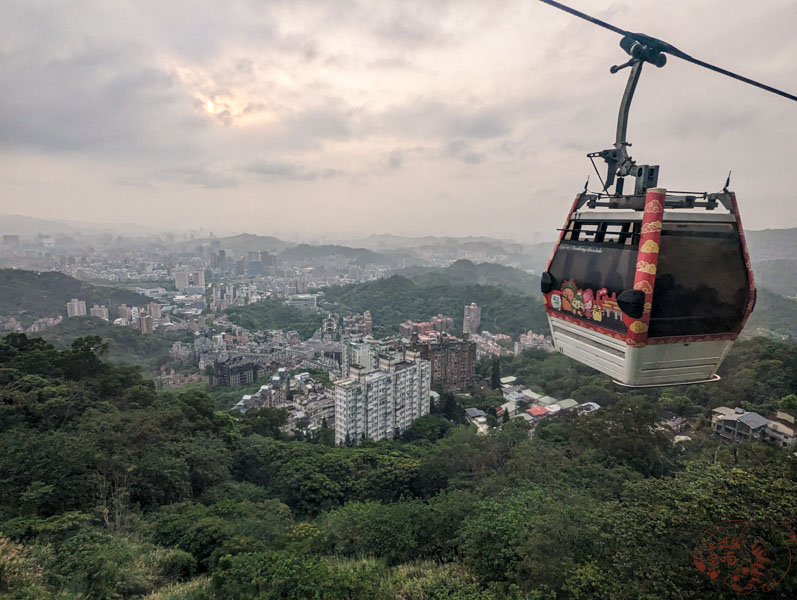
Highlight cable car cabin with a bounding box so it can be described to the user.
[541,188,755,387]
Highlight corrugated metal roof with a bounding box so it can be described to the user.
[737,412,770,430]
[555,399,578,410]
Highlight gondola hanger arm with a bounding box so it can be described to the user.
[538,0,797,103]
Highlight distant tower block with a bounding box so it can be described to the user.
[463,302,481,334]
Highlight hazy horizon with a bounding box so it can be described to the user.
[2,0,796,238]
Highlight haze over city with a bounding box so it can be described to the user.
[1,0,796,239]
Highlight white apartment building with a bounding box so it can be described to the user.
[286,294,318,311]
[66,298,87,317]
[334,350,431,445]
[463,302,481,334]
[173,269,205,292]
[343,337,380,375]
[89,304,109,321]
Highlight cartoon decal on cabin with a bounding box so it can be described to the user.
[547,279,626,333]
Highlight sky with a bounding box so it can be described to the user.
[1,0,796,241]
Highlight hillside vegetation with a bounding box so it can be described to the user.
[225,298,324,338]
[39,316,195,375]
[279,244,393,266]
[0,333,795,599]
[0,269,149,326]
[398,259,539,296]
[744,287,797,340]
[321,274,548,337]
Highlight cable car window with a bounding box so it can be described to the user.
[548,219,639,333]
[649,221,750,337]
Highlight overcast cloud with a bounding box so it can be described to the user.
[1,0,796,240]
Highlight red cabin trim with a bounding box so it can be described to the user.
[730,192,756,335]
[623,188,665,348]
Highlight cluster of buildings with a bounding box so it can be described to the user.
[466,375,601,433]
[514,330,555,354]
[153,368,203,390]
[399,314,454,338]
[470,330,513,358]
[226,344,434,446]
[711,406,796,448]
[63,297,165,334]
[0,315,63,333]
[322,311,373,340]
[231,370,335,433]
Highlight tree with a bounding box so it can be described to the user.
[490,358,501,389]
[780,394,797,412]
[402,414,452,442]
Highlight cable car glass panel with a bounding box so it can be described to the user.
[649,221,750,337]
[547,218,639,333]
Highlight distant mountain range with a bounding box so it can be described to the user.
[279,244,394,266]
[3,214,797,299]
[744,227,797,261]
[199,233,294,254]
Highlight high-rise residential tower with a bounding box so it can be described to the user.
[463,302,481,334]
[334,350,430,445]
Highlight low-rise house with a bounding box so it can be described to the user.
[465,407,486,422]
[537,395,558,407]
[577,402,601,415]
[713,407,770,443]
[711,406,737,425]
[551,398,578,412]
[526,406,548,420]
[502,386,525,403]
[499,376,517,387]
[766,411,796,448]
[496,400,519,419]
[465,407,489,435]
[661,415,689,434]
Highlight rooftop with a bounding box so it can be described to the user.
[465,407,486,419]
[554,398,578,410]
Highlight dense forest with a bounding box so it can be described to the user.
[278,245,392,267]
[0,270,149,327]
[225,299,324,339]
[397,260,541,296]
[40,317,196,376]
[1,333,795,599]
[321,275,549,338]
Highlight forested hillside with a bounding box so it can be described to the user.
[321,275,548,337]
[225,298,324,339]
[398,259,539,296]
[744,288,797,339]
[0,269,149,326]
[1,333,795,599]
[278,244,393,266]
[40,317,196,375]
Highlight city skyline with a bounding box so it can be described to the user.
[2,1,796,237]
